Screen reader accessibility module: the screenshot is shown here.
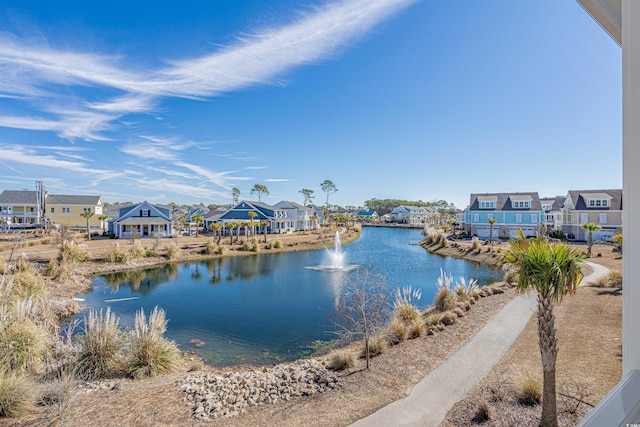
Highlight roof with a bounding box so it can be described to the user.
[0,190,39,204]
[278,201,311,210]
[567,189,622,210]
[116,217,171,225]
[577,0,621,45]
[540,196,565,212]
[46,194,102,205]
[469,192,542,211]
[358,210,378,216]
[204,210,226,220]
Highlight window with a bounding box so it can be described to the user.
[141,209,150,217]
[542,204,552,212]
[599,214,607,224]
[516,214,522,223]
[473,213,480,223]
[83,207,92,213]
[487,213,493,220]
[581,213,589,223]
[512,200,531,209]
[50,207,55,213]
[531,214,538,224]
[62,207,70,213]
[479,201,496,209]
[588,199,610,207]
[29,207,34,212]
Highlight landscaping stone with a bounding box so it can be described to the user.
[176,359,338,421]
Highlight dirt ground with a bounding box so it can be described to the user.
[1,231,621,427]
[441,244,622,426]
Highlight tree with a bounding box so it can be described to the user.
[227,222,237,245]
[232,188,240,205]
[299,188,315,206]
[191,214,204,237]
[248,211,257,236]
[613,232,623,254]
[210,223,222,244]
[80,210,94,240]
[336,272,390,369]
[581,222,601,257]
[260,221,269,243]
[98,214,110,234]
[320,180,338,208]
[250,184,269,202]
[488,217,497,250]
[502,231,584,427]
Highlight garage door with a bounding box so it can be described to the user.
[476,226,491,239]
[510,227,536,238]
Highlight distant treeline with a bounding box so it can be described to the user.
[363,198,459,216]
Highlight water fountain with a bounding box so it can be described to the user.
[306,231,360,272]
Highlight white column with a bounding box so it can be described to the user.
[623,0,640,375]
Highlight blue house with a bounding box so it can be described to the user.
[217,201,293,234]
[111,201,173,238]
[357,210,379,222]
[464,192,545,239]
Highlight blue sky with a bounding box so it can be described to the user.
[0,0,621,209]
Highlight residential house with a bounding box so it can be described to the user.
[0,188,46,227]
[357,210,379,222]
[561,189,622,241]
[464,192,545,239]
[46,195,104,228]
[186,206,209,223]
[390,206,432,224]
[111,201,173,238]
[203,209,227,230]
[540,196,565,232]
[308,204,326,224]
[218,201,292,234]
[274,201,319,231]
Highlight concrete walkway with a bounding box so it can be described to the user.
[350,261,610,427]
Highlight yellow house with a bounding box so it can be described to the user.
[46,195,104,228]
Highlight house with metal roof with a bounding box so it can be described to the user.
[217,201,292,234]
[464,192,545,239]
[274,201,319,231]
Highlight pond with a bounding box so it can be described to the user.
[76,227,500,366]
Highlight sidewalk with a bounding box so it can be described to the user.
[350,261,609,427]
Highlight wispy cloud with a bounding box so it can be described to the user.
[0,0,416,141]
[265,178,291,182]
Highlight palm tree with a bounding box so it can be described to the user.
[450,219,458,238]
[80,210,94,240]
[488,217,497,250]
[241,221,250,242]
[210,223,222,244]
[502,231,584,427]
[581,222,601,257]
[248,211,257,236]
[191,213,204,237]
[98,214,110,234]
[261,221,269,243]
[227,222,237,245]
[232,188,240,205]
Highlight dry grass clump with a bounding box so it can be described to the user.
[130,242,145,259]
[11,270,48,301]
[434,286,457,313]
[470,237,482,253]
[267,240,283,249]
[44,259,75,284]
[386,318,408,345]
[424,312,443,327]
[393,286,422,324]
[0,257,7,275]
[407,321,423,339]
[0,370,35,418]
[593,270,622,288]
[242,241,260,252]
[203,240,217,255]
[77,308,124,380]
[327,350,354,371]
[473,398,492,422]
[503,268,518,285]
[421,227,444,246]
[517,373,542,406]
[360,335,386,359]
[453,307,465,318]
[59,240,88,264]
[440,311,456,326]
[126,307,181,379]
[166,242,181,260]
[106,244,130,264]
[1,319,47,373]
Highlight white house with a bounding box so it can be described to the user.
[274,201,319,231]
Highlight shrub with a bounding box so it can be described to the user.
[203,240,217,255]
[549,228,566,240]
[242,241,259,252]
[166,242,181,261]
[215,245,226,255]
[440,311,456,326]
[503,268,518,285]
[518,373,542,405]
[271,240,283,249]
[453,307,465,318]
[1,319,47,373]
[327,350,354,371]
[474,398,492,422]
[0,370,35,418]
[424,313,443,327]
[77,308,124,380]
[593,270,622,288]
[407,321,423,339]
[126,307,181,379]
[470,237,482,253]
[393,286,422,324]
[12,271,47,301]
[434,288,457,312]
[360,335,386,358]
[145,250,156,258]
[130,243,145,259]
[59,240,88,264]
[386,318,408,345]
[15,254,33,273]
[106,244,130,264]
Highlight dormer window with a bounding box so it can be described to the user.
[512,200,531,209]
[479,201,496,209]
[588,199,609,208]
[542,204,552,212]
